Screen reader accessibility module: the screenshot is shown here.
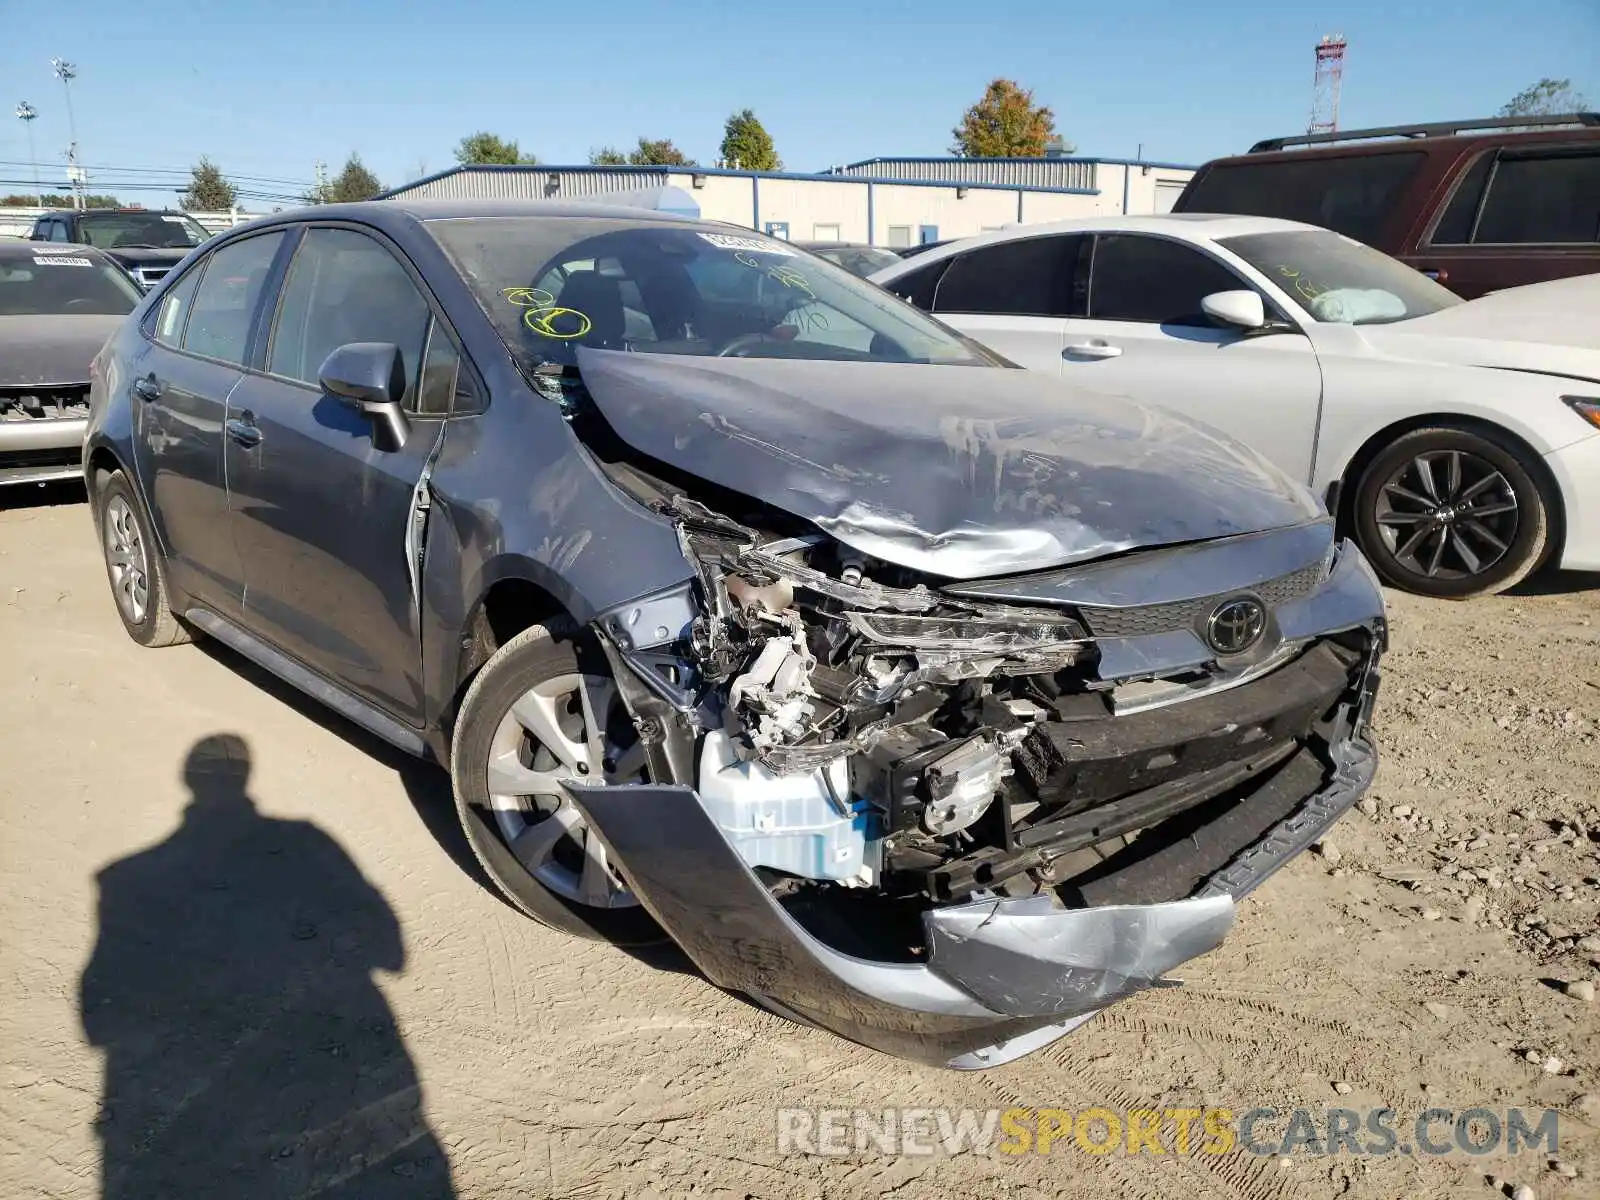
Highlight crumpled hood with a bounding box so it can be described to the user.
[1357,273,1600,381]
[0,314,123,387]
[574,349,1322,578]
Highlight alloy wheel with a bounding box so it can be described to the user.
[1373,449,1519,581]
[484,672,648,909]
[103,495,150,625]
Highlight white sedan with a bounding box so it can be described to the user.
[870,215,1600,598]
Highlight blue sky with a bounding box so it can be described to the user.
[2,0,1596,209]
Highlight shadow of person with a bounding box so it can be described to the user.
[80,734,456,1199]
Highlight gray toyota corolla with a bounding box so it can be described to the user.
[84,199,1385,1068]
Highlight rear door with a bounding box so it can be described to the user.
[128,230,284,616]
[919,234,1085,371]
[1060,233,1325,482]
[1408,144,1600,298]
[224,224,468,724]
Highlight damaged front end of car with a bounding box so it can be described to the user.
[564,491,1384,1069]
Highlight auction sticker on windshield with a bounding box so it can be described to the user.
[32,256,92,267]
[697,232,795,255]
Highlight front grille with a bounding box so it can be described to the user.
[0,386,90,423]
[1078,561,1325,639]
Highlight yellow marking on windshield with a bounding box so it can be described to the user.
[1276,265,1325,302]
[503,287,592,340]
[734,251,817,301]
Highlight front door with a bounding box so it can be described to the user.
[129,230,284,616]
[225,225,463,724]
[1062,232,1325,483]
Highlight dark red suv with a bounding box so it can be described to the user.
[1173,113,1599,298]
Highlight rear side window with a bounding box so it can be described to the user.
[1429,153,1496,245]
[1179,152,1424,245]
[1474,150,1600,244]
[182,233,284,365]
[882,260,948,310]
[932,235,1084,317]
[1088,234,1243,326]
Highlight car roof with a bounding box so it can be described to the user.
[0,240,114,262]
[211,197,709,243]
[872,213,1321,272]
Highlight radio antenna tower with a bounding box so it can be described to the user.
[1309,34,1347,135]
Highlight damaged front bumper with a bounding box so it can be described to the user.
[569,527,1386,1069]
[566,719,1373,1069]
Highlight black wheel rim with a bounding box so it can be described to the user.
[1373,449,1519,581]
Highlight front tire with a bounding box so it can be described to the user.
[94,470,192,647]
[1352,425,1551,599]
[450,622,663,944]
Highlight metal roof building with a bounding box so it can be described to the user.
[381,156,1196,248]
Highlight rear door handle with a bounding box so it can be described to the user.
[1064,341,1123,360]
[132,375,162,402]
[225,415,262,449]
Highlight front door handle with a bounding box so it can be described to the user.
[132,375,163,402]
[1064,341,1123,360]
[225,415,262,449]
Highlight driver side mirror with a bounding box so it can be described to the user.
[1201,290,1267,331]
[319,342,411,452]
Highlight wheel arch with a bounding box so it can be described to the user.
[1333,413,1567,563]
[447,569,576,730]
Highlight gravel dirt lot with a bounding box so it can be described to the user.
[2,485,1597,1200]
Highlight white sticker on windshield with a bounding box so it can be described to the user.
[161,215,188,223]
[32,255,92,267]
[697,232,796,256]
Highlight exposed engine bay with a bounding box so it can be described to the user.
[593,489,1382,949]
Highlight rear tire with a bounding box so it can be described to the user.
[1351,425,1551,599]
[450,621,664,945]
[94,470,192,647]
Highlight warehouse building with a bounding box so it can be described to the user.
[379,155,1196,246]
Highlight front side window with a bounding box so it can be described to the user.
[182,232,284,365]
[49,222,71,243]
[1428,153,1495,246]
[72,211,211,250]
[268,228,431,403]
[0,251,142,316]
[933,235,1084,318]
[428,218,999,375]
[1088,234,1243,325]
[1473,150,1600,244]
[152,265,204,346]
[1220,229,1462,324]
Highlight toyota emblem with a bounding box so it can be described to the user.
[1205,597,1266,655]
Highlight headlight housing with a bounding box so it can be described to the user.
[1562,395,1600,432]
[845,611,1087,654]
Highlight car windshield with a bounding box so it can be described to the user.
[74,212,210,250]
[427,217,998,372]
[1219,229,1463,325]
[805,244,905,278]
[0,250,142,316]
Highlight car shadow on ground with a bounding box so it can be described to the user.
[80,732,457,1199]
[192,638,700,978]
[1508,567,1600,597]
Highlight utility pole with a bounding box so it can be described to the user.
[50,58,85,209]
[313,159,327,203]
[14,102,42,207]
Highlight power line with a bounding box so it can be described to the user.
[0,159,315,188]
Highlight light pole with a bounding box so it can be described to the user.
[14,102,41,207]
[50,58,84,209]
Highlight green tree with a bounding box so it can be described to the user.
[180,157,238,211]
[454,132,536,165]
[1499,77,1590,117]
[627,137,695,166]
[588,146,627,165]
[2,192,122,207]
[719,109,781,170]
[306,154,385,204]
[951,79,1059,158]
